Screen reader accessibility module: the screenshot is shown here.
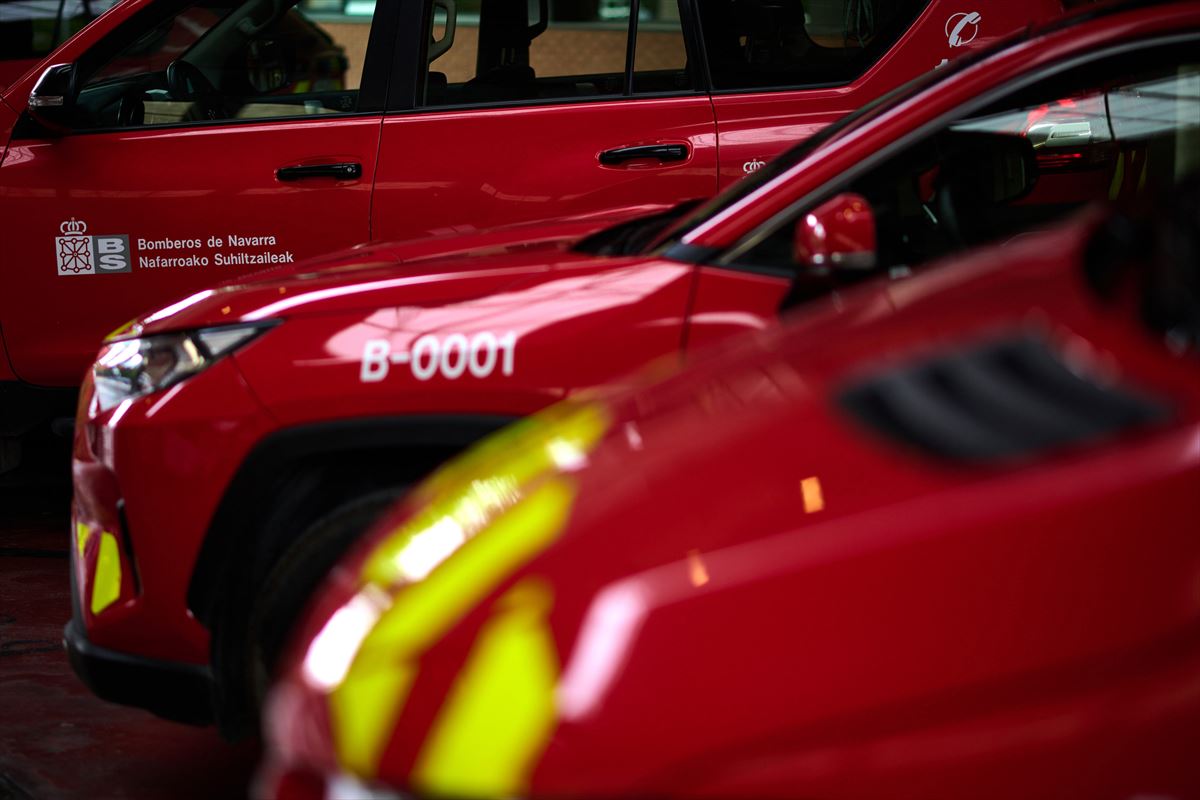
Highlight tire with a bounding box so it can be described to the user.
[212,486,403,736]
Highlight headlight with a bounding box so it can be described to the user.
[92,323,273,413]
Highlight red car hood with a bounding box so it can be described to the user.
[268,213,1200,797]
[119,204,673,337]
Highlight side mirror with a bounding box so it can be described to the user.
[28,63,77,133]
[793,192,877,274]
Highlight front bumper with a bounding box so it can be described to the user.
[68,357,276,721]
[63,616,214,725]
[70,355,275,658]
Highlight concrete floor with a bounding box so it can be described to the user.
[0,484,258,800]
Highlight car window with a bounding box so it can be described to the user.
[697,0,930,91]
[634,0,689,93]
[0,0,119,62]
[653,26,1023,250]
[70,0,373,129]
[419,0,694,108]
[726,40,1200,301]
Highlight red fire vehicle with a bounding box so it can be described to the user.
[258,181,1200,800]
[1,0,1044,473]
[68,0,1198,735]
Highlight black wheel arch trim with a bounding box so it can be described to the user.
[186,414,517,627]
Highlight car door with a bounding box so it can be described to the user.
[0,0,395,386]
[700,0,1067,189]
[370,0,718,241]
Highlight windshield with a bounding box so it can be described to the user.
[0,0,120,64]
[719,38,1200,306]
[650,28,1021,251]
[573,199,705,256]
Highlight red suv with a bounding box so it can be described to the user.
[69,0,1191,735]
[259,182,1200,800]
[1,0,1047,473]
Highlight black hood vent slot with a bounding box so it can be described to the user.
[838,337,1167,462]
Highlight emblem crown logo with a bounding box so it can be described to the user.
[54,219,130,276]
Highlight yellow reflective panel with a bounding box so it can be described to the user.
[75,521,92,561]
[104,318,139,342]
[329,665,416,777]
[1109,152,1126,200]
[90,532,122,615]
[361,476,519,588]
[362,402,609,589]
[414,418,538,499]
[332,478,578,777]
[413,579,559,798]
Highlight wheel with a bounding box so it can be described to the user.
[211,486,403,737]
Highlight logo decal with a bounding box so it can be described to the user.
[56,219,93,275]
[945,11,981,48]
[742,158,767,175]
[55,218,131,276]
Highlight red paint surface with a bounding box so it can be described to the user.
[71,224,723,663]
[0,0,1058,388]
[264,210,1200,799]
[69,0,1193,717]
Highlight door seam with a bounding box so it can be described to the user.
[367,115,387,243]
[709,94,721,194]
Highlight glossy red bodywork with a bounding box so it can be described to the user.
[69,0,1188,715]
[4,116,380,385]
[71,211,707,663]
[0,0,1059,388]
[262,210,1200,799]
[793,192,877,269]
[0,60,40,93]
[369,98,719,242]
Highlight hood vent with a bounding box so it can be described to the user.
[838,336,1167,462]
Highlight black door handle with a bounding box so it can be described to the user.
[599,144,689,166]
[276,162,363,181]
